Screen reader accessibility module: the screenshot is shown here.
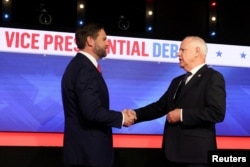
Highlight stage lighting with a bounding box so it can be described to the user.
[78,19,84,26]
[117,15,130,31]
[208,0,217,39]
[38,3,52,25]
[210,31,216,37]
[146,25,153,32]
[4,13,10,19]
[39,12,52,25]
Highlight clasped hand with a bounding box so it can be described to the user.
[122,109,137,127]
[167,108,181,124]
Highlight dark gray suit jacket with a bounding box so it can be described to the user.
[61,53,122,167]
[135,65,226,163]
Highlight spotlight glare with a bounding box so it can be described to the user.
[210,31,216,36]
[79,20,84,25]
[4,13,9,19]
[147,26,153,32]
[211,16,216,21]
[211,2,216,7]
[79,4,84,9]
[148,10,153,16]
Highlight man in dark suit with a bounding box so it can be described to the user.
[61,23,136,167]
[126,36,226,167]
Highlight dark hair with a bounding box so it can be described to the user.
[75,22,105,49]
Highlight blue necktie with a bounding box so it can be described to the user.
[182,72,192,85]
[174,72,192,102]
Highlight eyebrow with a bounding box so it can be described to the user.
[179,48,187,51]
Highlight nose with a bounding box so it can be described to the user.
[106,40,109,47]
[177,51,181,57]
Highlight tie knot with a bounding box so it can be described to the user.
[186,72,192,77]
[183,72,192,83]
[97,64,101,73]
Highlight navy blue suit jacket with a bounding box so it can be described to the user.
[135,65,226,163]
[61,53,123,166]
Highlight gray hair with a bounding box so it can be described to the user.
[186,36,208,56]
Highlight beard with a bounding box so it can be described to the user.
[94,45,107,59]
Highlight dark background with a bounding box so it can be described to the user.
[1,0,250,46]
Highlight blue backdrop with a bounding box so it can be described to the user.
[0,52,250,136]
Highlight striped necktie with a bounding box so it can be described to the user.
[174,72,192,102]
[182,72,192,85]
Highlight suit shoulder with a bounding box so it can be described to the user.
[172,74,184,82]
[207,67,223,76]
[206,67,225,82]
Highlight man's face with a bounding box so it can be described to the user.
[93,29,109,59]
[178,38,197,71]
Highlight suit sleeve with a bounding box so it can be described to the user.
[75,67,123,128]
[135,89,170,123]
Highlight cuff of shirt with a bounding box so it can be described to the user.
[180,108,183,122]
[122,112,125,126]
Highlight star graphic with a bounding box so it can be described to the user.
[240,52,246,59]
[22,74,61,105]
[216,50,222,57]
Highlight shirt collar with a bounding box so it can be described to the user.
[79,51,98,68]
[190,63,205,75]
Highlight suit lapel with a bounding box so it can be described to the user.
[79,53,109,97]
[186,65,208,88]
[175,65,208,103]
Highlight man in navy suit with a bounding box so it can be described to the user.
[126,36,226,167]
[61,23,136,167]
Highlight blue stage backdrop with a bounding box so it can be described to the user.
[1,52,250,136]
[0,27,250,136]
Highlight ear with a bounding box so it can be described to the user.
[195,47,201,57]
[86,36,94,47]
[195,47,200,53]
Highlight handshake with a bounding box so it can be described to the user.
[122,109,137,127]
